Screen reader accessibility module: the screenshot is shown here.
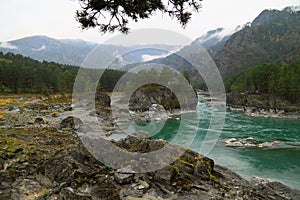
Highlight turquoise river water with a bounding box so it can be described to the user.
[138,99,300,190]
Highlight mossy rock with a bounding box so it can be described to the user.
[60,116,83,130]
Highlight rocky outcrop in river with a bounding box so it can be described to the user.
[129,85,197,112]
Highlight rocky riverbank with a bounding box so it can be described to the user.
[107,88,197,123]
[197,90,300,119]
[226,92,300,119]
[1,128,299,199]
[1,94,300,199]
[0,94,73,129]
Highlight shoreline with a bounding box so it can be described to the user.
[1,94,299,197]
[129,108,197,123]
[196,90,300,119]
[1,127,299,199]
[227,105,300,119]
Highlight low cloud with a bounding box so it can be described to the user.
[198,28,236,43]
[0,42,18,49]
[142,54,166,62]
[289,6,300,12]
[32,45,46,51]
[142,47,181,62]
[112,50,126,66]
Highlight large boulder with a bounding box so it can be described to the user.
[95,91,111,108]
[129,85,197,112]
[60,116,83,130]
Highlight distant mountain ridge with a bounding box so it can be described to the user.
[120,7,300,90]
[0,28,233,70]
[214,7,300,76]
[0,35,97,66]
[0,35,179,67]
[1,7,299,79]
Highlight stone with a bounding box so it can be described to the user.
[7,106,14,111]
[135,180,150,190]
[0,157,4,170]
[194,161,211,181]
[60,187,91,200]
[95,91,111,108]
[60,116,83,130]
[225,138,238,143]
[34,117,45,124]
[225,138,244,147]
[128,85,196,112]
[243,143,256,147]
[257,141,281,148]
[225,137,257,147]
[117,165,136,174]
[114,172,134,184]
[153,166,175,182]
[27,120,35,125]
[51,112,58,117]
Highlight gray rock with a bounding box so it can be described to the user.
[60,116,83,130]
[134,180,150,190]
[117,165,136,174]
[194,160,211,181]
[34,117,45,124]
[153,166,175,182]
[95,91,111,108]
[7,105,14,111]
[114,172,134,184]
[1,133,299,200]
[0,158,4,170]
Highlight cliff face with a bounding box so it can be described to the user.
[1,128,299,199]
[129,85,198,112]
[93,86,197,123]
[129,86,182,112]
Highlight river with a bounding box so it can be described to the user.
[144,98,300,189]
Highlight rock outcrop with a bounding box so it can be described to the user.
[1,128,299,199]
[129,85,197,112]
[60,116,83,130]
[227,92,300,118]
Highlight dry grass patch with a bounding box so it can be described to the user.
[0,110,6,121]
[0,99,13,106]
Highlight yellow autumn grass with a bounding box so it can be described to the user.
[0,110,6,121]
[0,99,12,106]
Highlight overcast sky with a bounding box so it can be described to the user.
[1,0,299,43]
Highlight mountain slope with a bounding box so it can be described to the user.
[195,28,233,55]
[121,28,234,89]
[214,7,300,76]
[0,35,97,66]
[0,35,179,67]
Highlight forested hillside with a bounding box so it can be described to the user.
[214,7,300,75]
[225,61,300,103]
[0,52,125,94]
